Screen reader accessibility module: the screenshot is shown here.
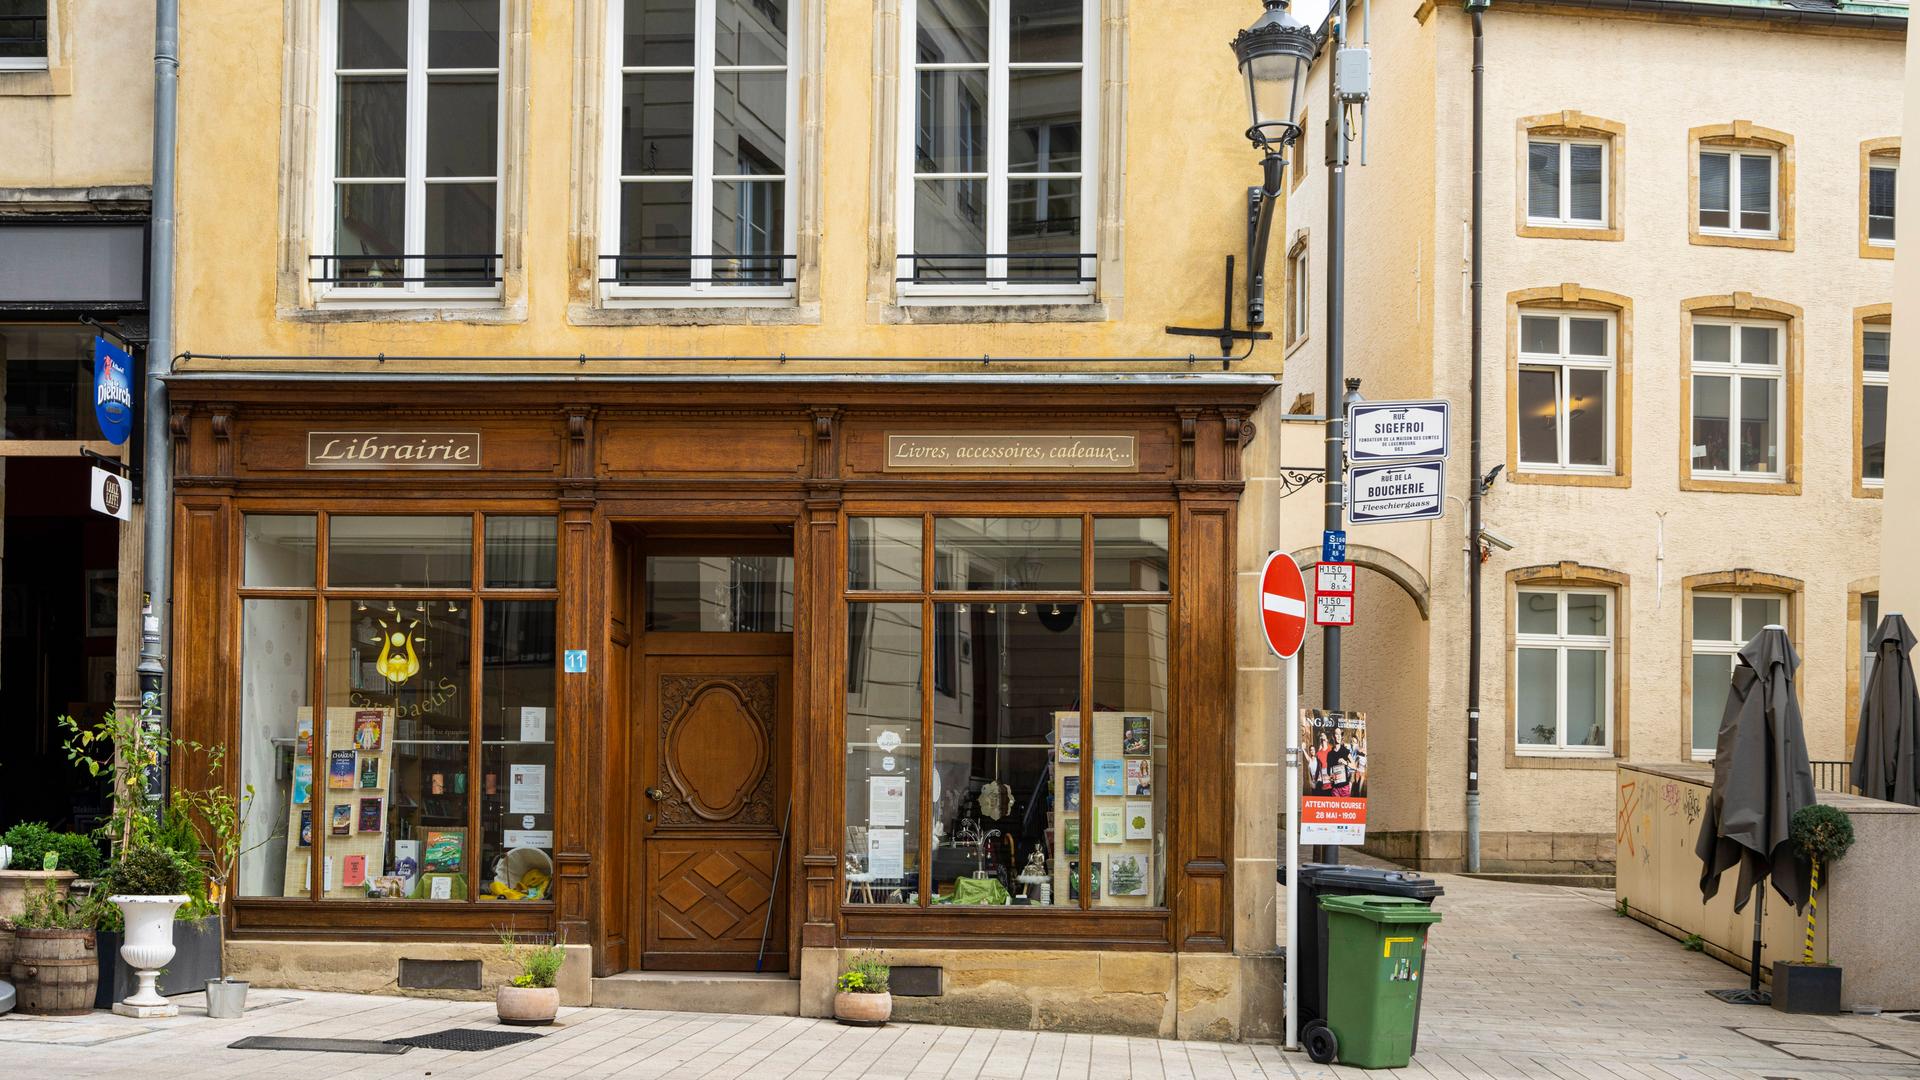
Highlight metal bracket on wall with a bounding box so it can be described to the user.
[1275,468,1327,498]
[1164,254,1274,365]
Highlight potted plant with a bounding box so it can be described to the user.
[103,844,195,1018]
[9,877,101,1016]
[0,827,98,981]
[833,950,891,1026]
[497,930,566,1026]
[1773,804,1855,1014]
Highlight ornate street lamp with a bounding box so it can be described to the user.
[1232,0,1318,325]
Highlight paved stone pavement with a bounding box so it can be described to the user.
[3,869,1918,1078]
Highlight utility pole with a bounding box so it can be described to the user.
[139,0,180,755]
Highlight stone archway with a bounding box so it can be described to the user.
[1286,543,1431,621]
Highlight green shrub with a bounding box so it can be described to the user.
[1,822,106,880]
[1790,805,1855,865]
[12,878,99,931]
[501,930,567,990]
[102,845,199,898]
[836,951,890,994]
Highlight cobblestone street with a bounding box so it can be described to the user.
[4,870,1917,1078]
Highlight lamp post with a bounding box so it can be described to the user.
[1231,0,1317,328]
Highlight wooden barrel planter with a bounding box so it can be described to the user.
[12,929,100,1016]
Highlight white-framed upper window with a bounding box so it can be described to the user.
[1699,148,1777,238]
[1690,592,1784,760]
[896,0,1097,299]
[1527,138,1606,228]
[1286,245,1308,345]
[0,1,47,70]
[314,0,504,299]
[1690,318,1785,481]
[1861,591,1882,690]
[1517,310,1614,473]
[599,0,796,302]
[1515,587,1614,756]
[1863,321,1890,486]
[1868,154,1897,247]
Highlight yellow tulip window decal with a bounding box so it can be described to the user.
[374,616,424,685]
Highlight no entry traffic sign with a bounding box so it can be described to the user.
[1258,552,1307,659]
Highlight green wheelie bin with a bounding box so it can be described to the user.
[1315,894,1443,1069]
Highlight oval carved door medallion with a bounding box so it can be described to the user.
[664,680,770,820]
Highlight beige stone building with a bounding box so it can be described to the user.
[0,1,154,827]
[1276,0,1905,876]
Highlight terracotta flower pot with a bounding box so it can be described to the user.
[834,990,892,1025]
[497,984,560,1026]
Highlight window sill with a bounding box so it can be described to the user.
[872,298,1111,326]
[279,300,526,326]
[1681,473,1799,497]
[1861,240,1895,261]
[1508,468,1630,490]
[1505,750,1617,771]
[1690,230,1792,253]
[1854,478,1885,500]
[1283,334,1312,362]
[570,300,820,327]
[0,65,68,97]
[1517,222,1621,242]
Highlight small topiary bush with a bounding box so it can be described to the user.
[1,822,107,880]
[102,844,199,898]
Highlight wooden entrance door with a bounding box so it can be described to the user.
[637,646,790,970]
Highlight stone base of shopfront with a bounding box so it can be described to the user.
[800,947,1282,1040]
[224,940,595,1007]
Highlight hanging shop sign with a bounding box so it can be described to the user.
[306,431,482,469]
[1346,399,1449,463]
[884,433,1137,472]
[92,337,134,446]
[90,465,132,521]
[1299,709,1367,845]
[1347,459,1445,524]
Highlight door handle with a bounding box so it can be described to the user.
[646,786,669,801]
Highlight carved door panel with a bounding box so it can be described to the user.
[639,653,790,971]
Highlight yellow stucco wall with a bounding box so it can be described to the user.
[172,1,1290,374]
[0,0,155,190]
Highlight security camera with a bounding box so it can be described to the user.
[1478,528,1516,552]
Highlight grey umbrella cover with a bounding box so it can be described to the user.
[1695,628,1816,913]
[1851,613,1920,806]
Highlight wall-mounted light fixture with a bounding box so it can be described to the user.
[1232,0,1319,326]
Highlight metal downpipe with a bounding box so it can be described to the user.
[138,0,179,732]
[1465,4,1486,875]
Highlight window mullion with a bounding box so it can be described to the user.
[1555,644,1569,750]
[405,0,429,292]
[989,0,1011,291]
[1559,141,1572,223]
[692,0,717,293]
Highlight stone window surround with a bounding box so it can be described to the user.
[276,0,533,324]
[1677,569,1802,763]
[1854,302,1892,499]
[1845,576,1879,753]
[863,0,1128,326]
[1284,228,1309,355]
[1504,284,1633,489]
[1515,111,1625,242]
[1859,137,1898,261]
[1677,293,1803,496]
[1503,562,1630,772]
[1687,121,1795,253]
[0,0,71,97]
[568,0,825,328]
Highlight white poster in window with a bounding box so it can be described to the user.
[867,828,905,880]
[509,764,547,814]
[519,706,547,743]
[503,830,554,850]
[868,776,907,827]
[1125,800,1153,841]
[429,875,453,900]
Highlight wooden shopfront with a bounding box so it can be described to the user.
[166,374,1270,981]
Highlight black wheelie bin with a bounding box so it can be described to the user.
[1277,861,1444,1064]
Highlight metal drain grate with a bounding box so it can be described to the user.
[386,1028,546,1052]
[229,1036,410,1054]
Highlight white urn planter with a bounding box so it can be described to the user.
[108,894,188,1018]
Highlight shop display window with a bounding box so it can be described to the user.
[237,512,559,904]
[841,514,1170,910]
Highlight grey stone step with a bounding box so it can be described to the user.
[591,970,799,1016]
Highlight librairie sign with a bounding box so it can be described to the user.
[307,432,482,469]
[1347,459,1445,523]
[1346,399,1449,462]
[885,433,1136,472]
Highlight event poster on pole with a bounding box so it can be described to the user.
[1299,710,1368,845]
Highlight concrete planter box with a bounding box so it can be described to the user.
[1771,962,1843,1015]
[0,870,77,923]
[94,915,222,1008]
[497,985,559,1026]
[834,991,891,1025]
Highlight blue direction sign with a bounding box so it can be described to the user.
[1347,460,1446,524]
[1321,530,1347,563]
[92,337,134,446]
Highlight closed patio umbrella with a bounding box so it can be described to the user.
[1695,625,1816,1005]
[1851,612,1919,806]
